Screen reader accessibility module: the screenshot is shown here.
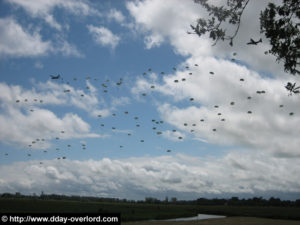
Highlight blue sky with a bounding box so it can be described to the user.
[0,0,300,200]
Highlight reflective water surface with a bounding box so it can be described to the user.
[165,214,226,221]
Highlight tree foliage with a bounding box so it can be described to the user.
[260,0,300,75]
[190,0,250,46]
[191,0,300,75]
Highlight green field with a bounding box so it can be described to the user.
[1,198,300,222]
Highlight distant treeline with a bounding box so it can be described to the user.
[1,192,300,207]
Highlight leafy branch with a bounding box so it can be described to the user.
[191,0,300,75]
[260,0,300,75]
[190,0,250,46]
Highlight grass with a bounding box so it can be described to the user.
[0,199,198,221]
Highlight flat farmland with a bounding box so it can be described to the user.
[1,198,300,222]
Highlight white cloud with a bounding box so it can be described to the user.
[0,106,101,150]
[1,0,299,200]
[127,0,211,55]
[0,81,117,149]
[0,79,134,149]
[128,0,300,158]
[6,0,101,30]
[0,17,83,58]
[52,39,83,58]
[0,152,299,199]
[34,80,107,117]
[144,33,164,49]
[107,9,125,23]
[0,17,52,57]
[87,25,120,49]
[110,96,131,109]
[132,58,300,158]
[162,130,185,142]
[1,0,99,58]
[126,0,293,76]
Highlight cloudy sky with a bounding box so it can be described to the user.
[0,0,300,201]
